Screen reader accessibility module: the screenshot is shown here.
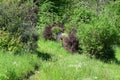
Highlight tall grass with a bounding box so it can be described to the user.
[32,55,120,80]
[0,50,40,80]
[31,40,120,80]
[31,52,120,80]
[37,39,70,56]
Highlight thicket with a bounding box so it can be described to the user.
[69,0,120,60]
[0,0,39,53]
[0,30,22,53]
[37,0,120,61]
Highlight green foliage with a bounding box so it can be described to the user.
[37,39,69,56]
[43,23,64,40]
[63,0,96,32]
[37,0,54,27]
[37,0,120,60]
[0,30,22,54]
[37,1,60,33]
[0,0,39,52]
[112,1,120,35]
[37,0,69,36]
[77,13,119,60]
[70,2,95,24]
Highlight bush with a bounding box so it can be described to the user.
[0,0,39,52]
[70,2,94,24]
[37,0,66,37]
[63,1,96,33]
[37,1,57,32]
[112,1,120,37]
[0,30,22,54]
[77,14,119,60]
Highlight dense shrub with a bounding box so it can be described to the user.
[63,1,96,33]
[56,0,120,60]
[37,0,68,37]
[37,1,58,32]
[112,1,120,33]
[112,1,120,45]
[77,13,119,60]
[70,2,95,24]
[0,0,39,52]
[37,0,119,60]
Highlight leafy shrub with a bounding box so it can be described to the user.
[112,1,120,35]
[20,25,39,51]
[70,3,94,24]
[37,1,55,32]
[0,30,22,54]
[112,1,120,45]
[37,0,64,37]
[77,14,119,60]
[63,1,96,33]
[0,0,39,52]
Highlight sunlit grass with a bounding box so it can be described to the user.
[31,40,120,80]
[31,54,120,80]
[0,50,40,80]
[37,39,70,56]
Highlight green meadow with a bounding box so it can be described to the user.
[1,0,120,80]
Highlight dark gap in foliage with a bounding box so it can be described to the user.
[62,28,81,53]
[43,23,64,40]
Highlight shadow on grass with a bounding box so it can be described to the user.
[97,56,120,65]
[36,51,52,61]
[114,59,120,65]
